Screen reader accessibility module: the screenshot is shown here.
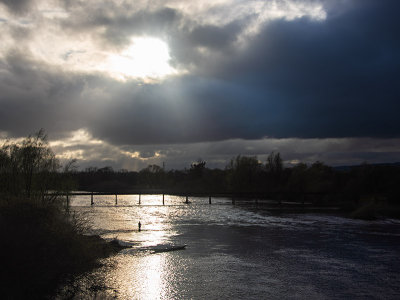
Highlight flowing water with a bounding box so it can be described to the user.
[59,195,400,299]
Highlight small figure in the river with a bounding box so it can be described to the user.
[138,221,141,232]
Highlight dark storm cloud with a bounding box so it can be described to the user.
[166,19,246,70]
[0,0,33,14]
[0,51,88,137]
[194,0,400,139]
[188,22,242,50]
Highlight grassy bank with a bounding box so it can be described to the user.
[350,200,400,220]
[0,199,125,299]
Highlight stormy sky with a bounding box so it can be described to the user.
[1,0,399,170]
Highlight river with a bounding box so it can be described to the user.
[57,194,400,299]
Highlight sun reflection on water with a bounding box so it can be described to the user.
[103,196,176,298]
[71,199,179,298]
[66,195,229,298]
[111,254,167,299]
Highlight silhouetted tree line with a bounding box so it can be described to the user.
[72,153,400,206]
[3,129,397,207]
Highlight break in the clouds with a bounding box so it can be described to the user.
[0,0,399,170]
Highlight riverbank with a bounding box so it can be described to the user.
[350,201,400,220]
[0,199,127,299]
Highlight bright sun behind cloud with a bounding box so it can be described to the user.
[105,37,177,81]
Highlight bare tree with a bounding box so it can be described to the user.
[0,129,75,204]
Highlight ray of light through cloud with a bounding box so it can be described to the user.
[0,0,399,170]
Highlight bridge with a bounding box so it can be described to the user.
[49,191,344,212]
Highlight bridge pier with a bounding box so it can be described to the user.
[185,196,189,204]
[209,196,212,204]
[91,192,94,205]
[162,194,165,205]
[115,194,118,205]
[139,193,141,205]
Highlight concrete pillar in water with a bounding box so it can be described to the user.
[209,196,212,204]
[91,192,94,205]
[185,196,189,204]
[115,194,118,205]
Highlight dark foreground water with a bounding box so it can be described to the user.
[58,195,400,299]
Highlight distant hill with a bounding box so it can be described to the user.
[334,162,400,171]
